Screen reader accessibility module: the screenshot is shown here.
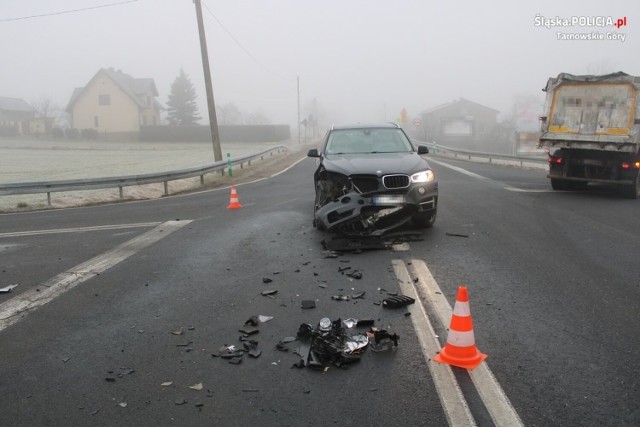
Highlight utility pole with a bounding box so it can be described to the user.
[194,0,222,162]
[297,75,300,144]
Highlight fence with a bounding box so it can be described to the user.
[0,146,288,206]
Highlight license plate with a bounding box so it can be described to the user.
[582,159,602,166]
[372,195,405,205]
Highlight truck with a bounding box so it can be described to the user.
[538,72,640,198]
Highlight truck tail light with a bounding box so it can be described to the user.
[547,156,563,165]
[621,161,640,169]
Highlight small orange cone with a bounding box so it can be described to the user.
[433,285,487,370]
[227,185,242,209]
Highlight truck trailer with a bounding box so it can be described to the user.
[538,72,640,198]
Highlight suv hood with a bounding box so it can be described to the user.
[323,152,430,176]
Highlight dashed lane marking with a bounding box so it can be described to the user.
[0,220,192,333]
[0,222,161,238]
[407,259,525,427]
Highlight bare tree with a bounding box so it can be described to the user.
[31,95,59,134]
[217,102,243,125]
[245,110,271,125]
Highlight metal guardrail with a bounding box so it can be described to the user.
[413,140,548,168]
[0,145,288,206]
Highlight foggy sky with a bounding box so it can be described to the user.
[1,0,638,129]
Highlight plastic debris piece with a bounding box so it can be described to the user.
[446,232,469,238]
[105,377,116,382]
[262,277,273,283]
[382,295,415,308]
[244,316,259,326]
[351,292,366,299]
[346,271,362,280]
[281,336,296,343]
[161,382,173,387]
[261,290,278,296]
[338,266,351,273]
[301,300,316,309]
[275,342,289,352]
[190,383,203,391]
[345,334,369,353]
[239,325,259,335]
[175,399,187,405]
[356,319,375,327]
[243,340,262,358]
[119,402,127,408]
[228,356,243,364]
[342,318,357,329]
[171,328,184,335]
[318,283,327,288]
[331,295,350,301]
[368,328,400,352]
[0,284,18,293]
[258,315,273,323]
[176,341,193,347]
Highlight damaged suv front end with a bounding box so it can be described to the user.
[308,123,438,237]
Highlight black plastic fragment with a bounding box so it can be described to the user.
[301,300,316,309]
[239,325,259,335]
[244,316,259,326]
[262,277,273,283]
[382,295,415,308]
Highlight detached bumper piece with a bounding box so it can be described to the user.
[293,318,399,370]
[315,191,417,237]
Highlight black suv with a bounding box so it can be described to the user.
[307,123,438,236]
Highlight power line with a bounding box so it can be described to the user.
[0,0,140,22]
[201,0,290,81]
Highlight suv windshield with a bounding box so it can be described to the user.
[325,128,413,154]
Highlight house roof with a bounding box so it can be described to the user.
[67,68,158,112]
[0,97,35,113]
[421,98,500,115]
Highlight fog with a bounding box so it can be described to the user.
[1,0,638,129]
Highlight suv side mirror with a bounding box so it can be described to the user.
[417,145,429,155]
[307,148,320,158]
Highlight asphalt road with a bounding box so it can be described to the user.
[0,155,638,426]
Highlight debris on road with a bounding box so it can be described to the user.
[261,290,278,297]
[445,232,469,238]
[301,300,316,309]
[262,277,273,283]
[0,284,18,293]
[189,383,203,391]
[382,295,415,308]
[291,317,399,370]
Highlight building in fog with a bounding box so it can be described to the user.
[418,98,500,151]
[67,68,160,140]
[0,97,36,136]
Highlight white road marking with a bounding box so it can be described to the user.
[392,259,476,427]
[0,222,161,238]
[503,186,552,193]
[0,220,192,333]
[428,158,490,180]
[408,259,525,427]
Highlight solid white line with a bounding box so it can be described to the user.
[409,260,525,427]
[0,222,161,238]
[428,158,490,181]
[392,259,477,427]
[0,220,192,332]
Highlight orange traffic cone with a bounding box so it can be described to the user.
[433,285,487,370]
[227,185,243,209]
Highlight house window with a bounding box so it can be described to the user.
[98,94,111,106]
[94,116,99,128]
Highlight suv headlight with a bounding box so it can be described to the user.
[410,170,435,183]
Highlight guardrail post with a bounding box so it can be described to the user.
[200,175,204,185]
[164,181,169,196]
[119,186,123,199]
[47,192,51,206]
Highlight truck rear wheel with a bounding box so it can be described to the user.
[624,175,640,199]
[550,179,564,190]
